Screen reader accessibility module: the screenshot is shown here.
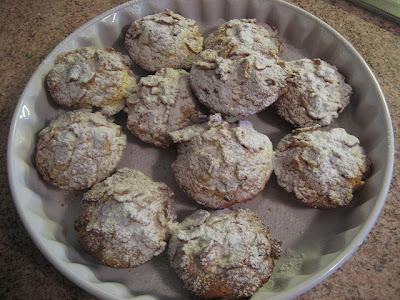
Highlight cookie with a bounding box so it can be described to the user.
[275,58,352,127]
[126,68,203,148]
[273,127,369,208]
[168,209,281,299]
[75,168,176,268]
[35,110,126,190]
[205,18,280,58]
[190,49,286,118]
[171,114,274,208]
[125,10,204,72]
[46,47,137,116]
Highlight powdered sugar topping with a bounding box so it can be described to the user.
[125,10,203,71]
[205,19,280,58]
[275,58,352,127]
[171,115,274,208]
[75,168,176,268]
[126,68,202,147]
[35,110,126,190]
[190,50,287,118]
[168,209,280,298]
[46,47,136,116]
[273,127,369,208]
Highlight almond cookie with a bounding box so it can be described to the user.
[190,49,286,118]
[125,10,204,72]
[275,58,352,127]
[35,110,126,190]
[171,114,274,209]
[205,19,280,58]
[46,47,137,116]
[75,168,176,268]
[273,127,369,208]
[126,68,203,148]
[168,209,281,299]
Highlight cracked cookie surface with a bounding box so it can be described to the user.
[126,68,203,148]
[171,114,274,208]
[190,49,286,118]
[46,47,137,116]
[205,19,280,58]
[75,168,176,268]
[35,110,126,190]
[168,209,281,299]
[275,58,352,127]
[273,127,369,208]
[125,10,204,72]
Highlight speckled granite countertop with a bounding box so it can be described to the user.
[0,0,399,299]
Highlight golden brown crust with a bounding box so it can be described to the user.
[126,68,203,148]
[190,50,287,118]
[125,10,204,72]
[274,58,352,127]
[273,127,370,208]
[35,110,126,190]
[171,115,274,208]
[204,19,281,58]
[168,209,281,299]
[75,168,177,268]
[46,47,136,116]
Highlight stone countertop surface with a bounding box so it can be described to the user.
[0,0,398,299]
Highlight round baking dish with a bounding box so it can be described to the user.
[8,0,394,299]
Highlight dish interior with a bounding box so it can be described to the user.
[9,0,392,299]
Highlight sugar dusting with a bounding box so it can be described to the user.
[75,168,176,268]
[168,209,281,298]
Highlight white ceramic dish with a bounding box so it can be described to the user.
[8,0,394,299]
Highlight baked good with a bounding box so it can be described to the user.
[273,126,369,208]
[46,47,136,116]
[168,209,281,299]
[275,58,352,127]
[75,168,176,268]
[190,49,286,118]
[205,18,280,58]
[171,114,274,208]
[125,10,204,72]
[126,68,203,148]
[35,110,126,190]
